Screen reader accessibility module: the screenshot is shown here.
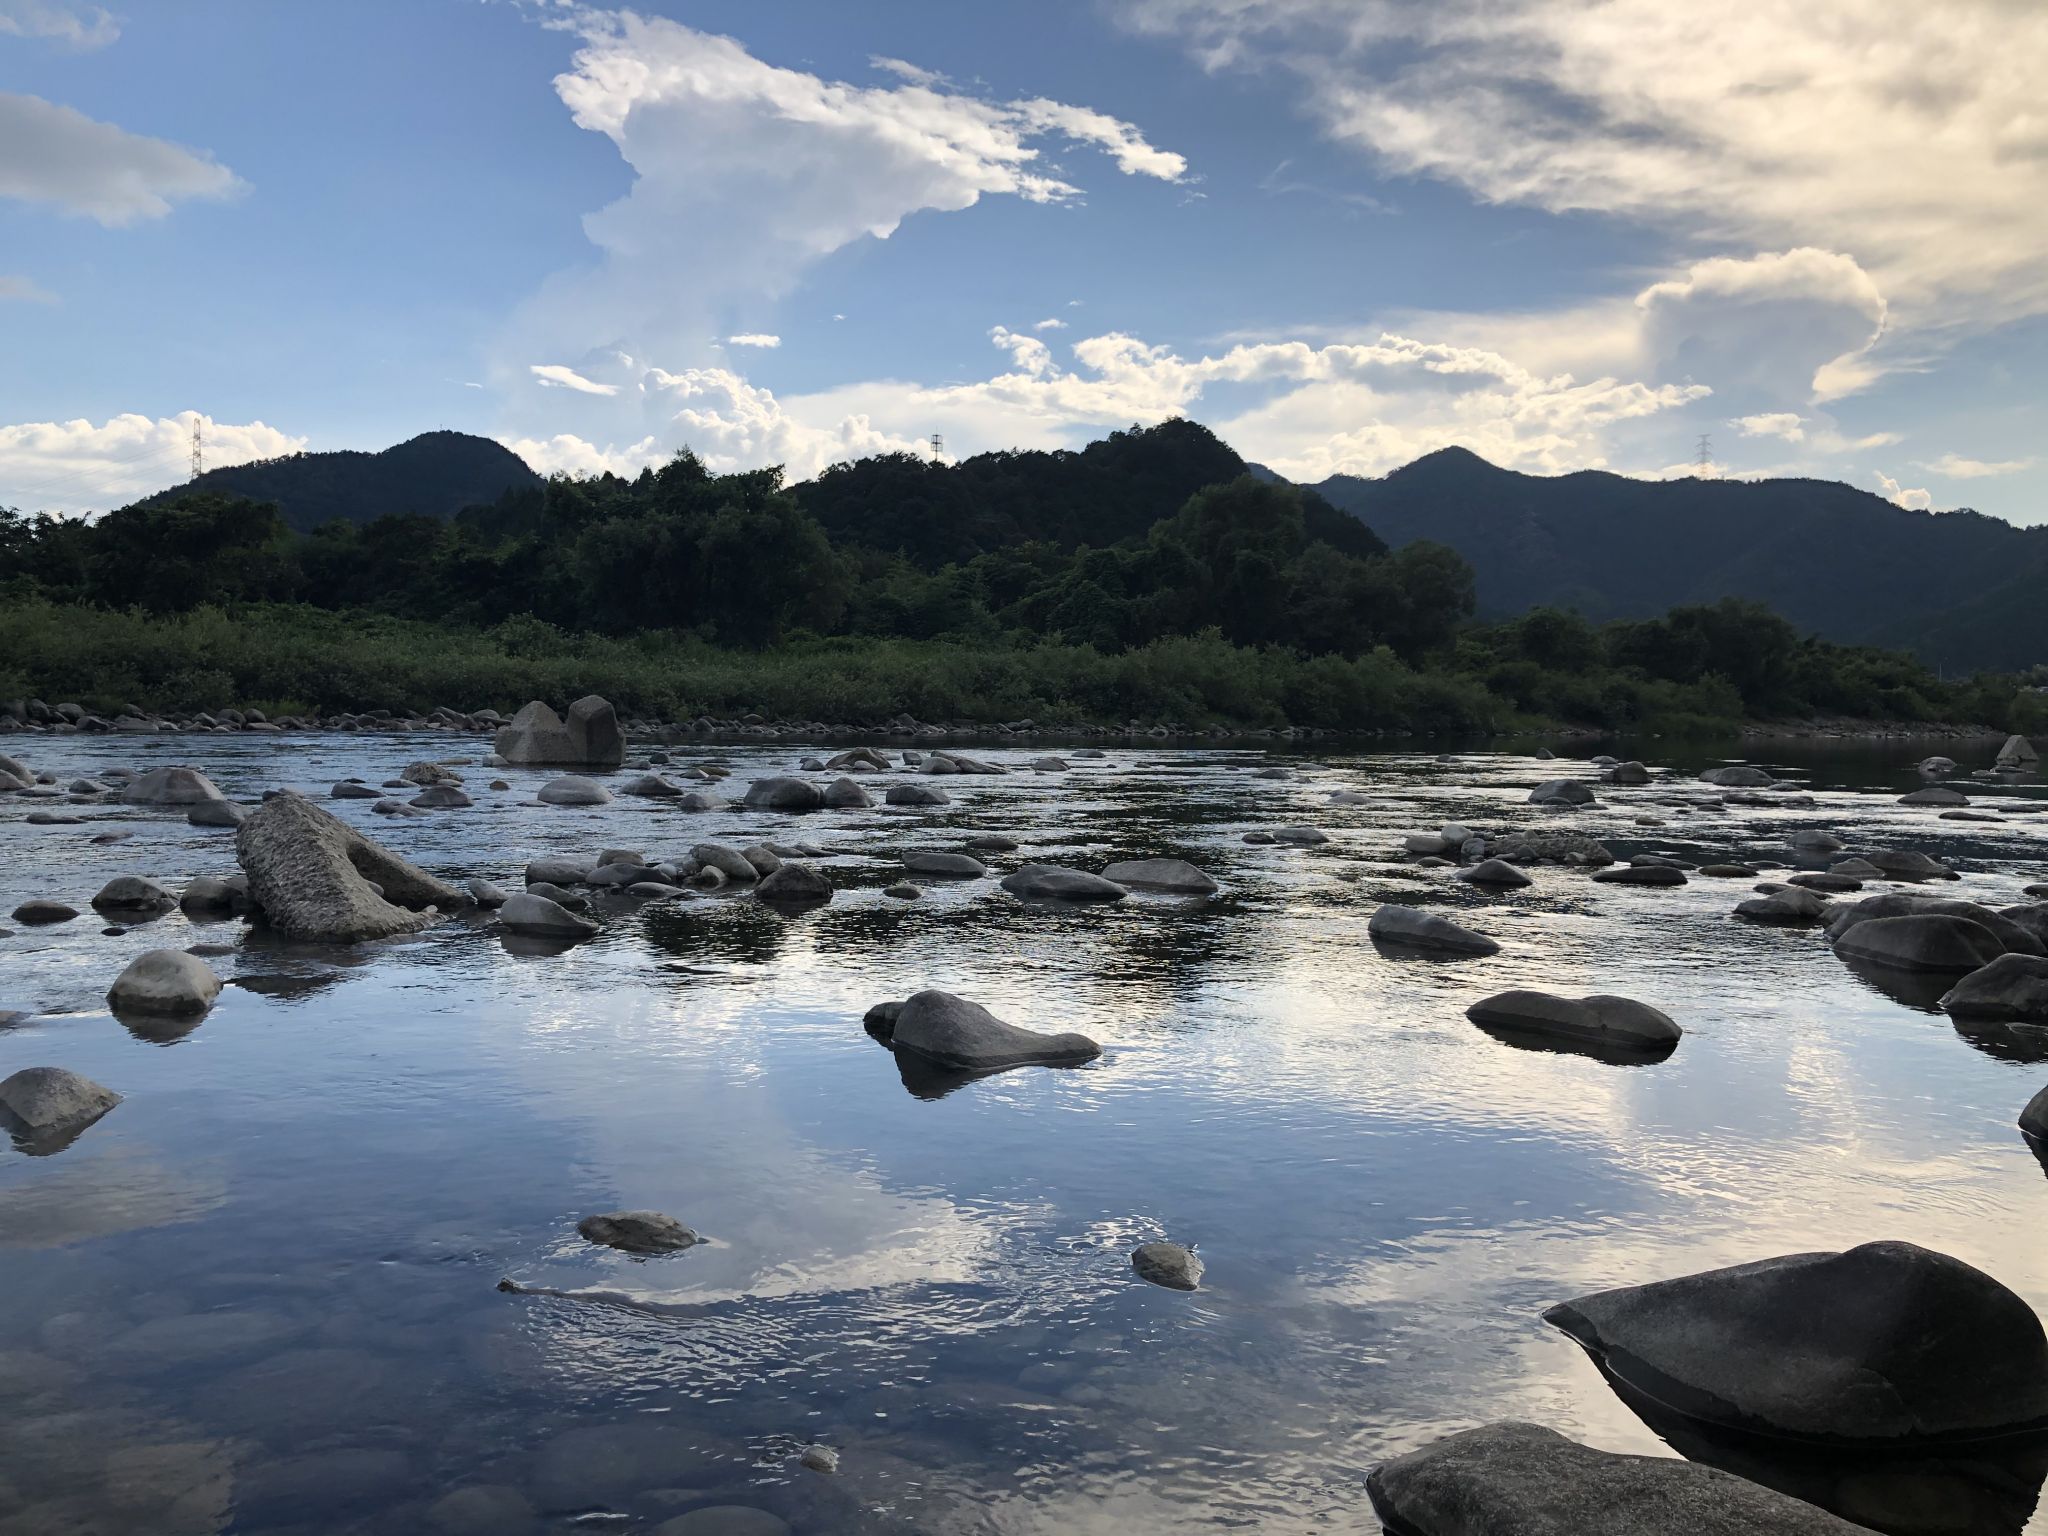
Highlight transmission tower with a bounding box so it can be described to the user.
[190,418,204,480]
[929,433,944,462]
[1695,433,1713,475]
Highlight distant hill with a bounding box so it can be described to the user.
[138,431,539,532]
[1310,448,2048,672]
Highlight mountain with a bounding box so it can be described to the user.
[1310,447,2048,672]
[138,431,540,532]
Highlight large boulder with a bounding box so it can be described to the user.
[92,875,176,911]
[1467,990,1680,1051]
[743,777,825,811]
[1940,954,2048,1022]
[1545,1241,2048,1443]
[236,795,463,942]
[1735,888,1830,923]
[873,988,1101,1071]
[1457,859,1532,888]
[1860,849,1958,881]
[755,862,833,906]
[692,843,759,883]
[1997,735,2040,770]
[999,864,1127,902]
[1528,779,1596,805]
[537,776,610,806]
[1368,904,1500,957]
[1825,893,2044,957]
[1701,765,1775,787]
[120,766,225,805]
[1365,1422,1870,1536]
[1900,785,1969,806]
[1100,858,1218,894]
[1590,865,1687,887]
[823,777,872,809]
[1131,1241,1203,1291]
[1834,914,2007,973]
[493,696,623,768]
[498,892,599,939]
[886,783,951,807]
[107,949,222,1015]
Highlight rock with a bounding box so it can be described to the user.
[1996,735,2039,770]
[1329,789,1371,805]
[1940,954,2048,1022]
[537,776,610,806]
[1365,1421,1870,1536]
[999,864,1127,902]
[1242,831,1277,844]
[92,875,176,910]
[525,856,595,886]
[1529,779,1596,805]
[875,988,1101,1071]
[587,861,662,887]
[797,1445,839,1474]
[1368,904,1501,956]
[2005,903,2048,947]
[25,809,82,824]
[756,862,832,905]
[1100,858,1218,894]
[823,776,872,808]
[466,877,509,908]
[1836,913,2006,973]
[1788,872,1861,892]
[499,892,600,938]
[493,696,623,768]
[107,949,222,1015]
[577,1211,699,1254]
[1533,747,1556,759]
[1700,765,1775,787]
[621,773,681,797]
[743,776,825,811]
[1467,990,1681,1050]
[400,760,462,785]
[1131,1241,1202,1290]
[1828,892,2046,954]
[1791,830,1846,852]
[886,783,951,807]
[1273,825,1328,845]
[1405,833,1451,855]
[1546,1241,2048,1443]
[0,1067,120,1131]
[427,1485,538,1536]
[1919,755,1958,775]
[119,766,225,805]
[1610,760,1650,785]
[902,851,987,877]
[1590,865,1687,886]
[2028,885,2048,899]
[12,899,78,924]
[1736,889,1831,923]
[180,875,238,912]
[693,843,759,883]
[652,1508,791,1536]
[331,781,381,799]
[410,785,472,808]
[1456,859,1532,888]
[1900,786,1969,806]
[1032,756,1070,771]
[187,799,249,827]
[883,882,920,899]
[1827,857,1885,879]
[1860,849,1958,881]
[1698,864,1757,878]
[1485,830,1614,867]
[236,795,463,941]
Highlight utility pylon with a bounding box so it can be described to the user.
[190,418,204,480]
[1695,433,1713,475]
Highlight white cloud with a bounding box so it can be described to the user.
[1730,411,1899,456]
[1009,97,1189,181]
[0,92,244,224]
[868,55,951,89]
[1875,470,1932,511]
[0,413,304,516]
[647,367,928,478]
[1123,0,2048,329]
[500,432,665,479]
[1635,248,1887,400]
[1734,413,1805,444]
[1919,453,2036,479]
[726,333,781,348]
[0,274,56,303]
[1032,317,1068,331]
[529,362,619,396]
[0,0,116,49]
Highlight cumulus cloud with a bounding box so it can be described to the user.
[499,432,665,479]
[1919,452,2036,480]
[1122,0,2048,328]
[529,362,619,396]
[0,92,244,224]
[0,412,304,516]
[726,333,781,348]
[0,0,116,48]
[0,274,56,303]
[1875,471,1932,511]
[1734,413,1805,445]
[1032,317,1068,331]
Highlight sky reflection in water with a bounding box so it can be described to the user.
[0,732,2044,1533]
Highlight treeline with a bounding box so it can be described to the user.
[1,420,2041,735]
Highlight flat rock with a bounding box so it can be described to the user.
[1835,913,2007,973]
[1698,864,1758,878]
[1100,858,1218,894]
[237,795,462,942]
[331,781,381,799]
[1940,954,2048,1022]
[1590,865,1687,887]
[1700,765,1775,787]
[903,851,988,877]
[1369,904,1500,957]
[999,864,1127,902]
[1900,786,1969,806]
[874,988,1101,1071]
[1467,990,1680,1050]
[1366,1421,1870,1536]
[577,1211,699,1254]
[1273,825,1328,845]
[12,899,78,924]
[1547,1241,2048,1443]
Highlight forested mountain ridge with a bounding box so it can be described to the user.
[135,430,540,532]
[1310,447,2048,671]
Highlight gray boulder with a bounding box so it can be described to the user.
[883,882,921,899]
[1791,830,1846,852]
[1825,893,2044,957]
[1735,889,1830,923]
[180,876,238,913]
[886,783,951,807]
[1100,858,1218,894]
[902,851,987,877]
[823,777,872,808]
[537,776,610,806]
[466,877,509,908]
[331,781,381,799]
[188,799,249,827]
[1610,760,1650,785]
[0,1067,121,1144]
[1835,913,2008,973]
[92,875,175,911]
[1590,865,1687,887]
[1456,858,1532,888]
[743,777,825,811]
[999,864,1127,902]
[692,843,759,883]
[1700,765,1774,787]
[1468,990,1680,1050]
[12,899,78,924]
[524,856,595,887]
[1368,904,1500,957]
[410,785,472,809]
[2023,1084,2048,1142]
[1131,1241,1203,1291]
[1940,954,2048,1022]
[120,766,225,805]
[577,1211,698,1254]
[1860,849,1958,880]
[756,862,833,905]
[499,892,599,939]
[621,773,681,798]
[1529,779,1596,805]
[874,988,1101,1071]
[675,790,724,811]
[236,795,463,942]
[493,696,623,768]
[1272,825,1328,845]
[1544,1241,2048,1443]
[107,949,222,1015]
[1900,785,1968,806]
[1996,735,2039,770]
[1366,1422,1870,1536]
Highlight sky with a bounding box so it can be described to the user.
[2,0,2044,524]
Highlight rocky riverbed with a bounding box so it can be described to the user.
[1,729,2045,1534]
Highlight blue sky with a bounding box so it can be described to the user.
[3,0,2043,524]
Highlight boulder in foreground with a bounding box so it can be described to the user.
[493,696,623,768]
[1366,1421,1870,1536]
[577,1211,699,1254]
[1834,913,2006,973]
[1544,1240,2048,1443]
[1467,990,1680,1051]
[872,988,1101,1072]
[0,1066,120,1132]
[107,949,222,1016]
[1940,954,2048,1022]
[236,795,463,942]
[1132,1241,1203,1291]
[1369,904,1500,957]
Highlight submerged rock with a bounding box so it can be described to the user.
[1100,858,1218,894]
[12,898,78,924]
[576,1211,699,1254]
[1368,904,1501,957]
[1900,786,1969,806]
[1467,990,1681,1051]
[498,892,599,939]
[1545,1240,2048,1443]
[1735,888,1830,923]
[1366,1422,1869,1536]
[902,851,988,877]
[1590,865,1687,887]
[1272,825,1328,845]
[236,795,463,942]
[873,988,1101,1071]
[1940,954,2048,1022]
[108,949,222,1015]
[1529,779,1597,805]
[999,864,1127,902]
[1131,1241,1203,1291]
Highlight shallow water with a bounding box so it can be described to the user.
[1,733,2045,1535]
